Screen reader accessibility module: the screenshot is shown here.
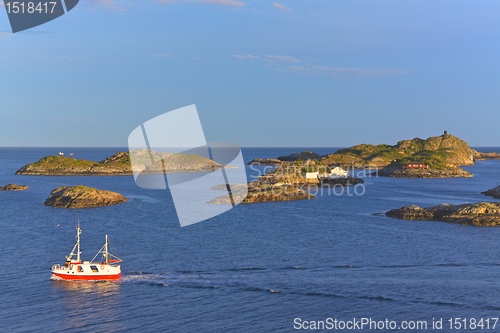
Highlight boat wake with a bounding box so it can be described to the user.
[120,271,223,289]
[120,272,171,287]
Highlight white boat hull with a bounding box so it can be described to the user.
[51,261,121,281]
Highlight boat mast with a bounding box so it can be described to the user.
[77,221,81,262]
[105,234,109,264]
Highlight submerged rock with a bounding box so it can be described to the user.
[44,185,128,209]
[386,202,500,227]
[0,184,28,192]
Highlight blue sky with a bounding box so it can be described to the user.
[1,0,499,147]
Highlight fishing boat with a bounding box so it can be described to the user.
[51,223,122,281]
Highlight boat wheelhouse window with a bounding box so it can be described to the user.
[77,266,84,272]
[90,266,99,273]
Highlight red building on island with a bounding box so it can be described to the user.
[402,162,429,169]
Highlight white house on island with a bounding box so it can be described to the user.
[304,166,349,179]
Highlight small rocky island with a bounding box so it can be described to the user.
[16,150,221,176]
[209,162,316,204]
[482,185,500,199]
[385,202,500,227]
[277,151,322,161]
[248,132,499,179]
[17,153,131,176]
[0,184,28,192]
[209,161,363,204]
[326,132,477,178]
[209,180,313,204]
[44,185,128,208]
[247,158,281,166]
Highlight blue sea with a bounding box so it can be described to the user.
[1,147,500,332]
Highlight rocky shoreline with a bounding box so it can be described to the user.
[377,166,473,178]
[482,185,500,199]
[317,177,365,186]
[209,183,313,204]
[386,202,500,227]
[247,158,282,166]
[474,152,500,160]
[44,185,128,208]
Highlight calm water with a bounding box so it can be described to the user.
[0,147,500,332]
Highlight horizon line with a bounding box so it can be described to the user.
[0,145,499,149]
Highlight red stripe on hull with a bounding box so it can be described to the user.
[52,272,122,281]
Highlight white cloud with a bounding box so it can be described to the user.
[272,2,291,13]
[91,0,126,11]
[265,54,300,63]
[289,65,406,78]
[155,53,174,57]
[86,0,246,11]
[156,0,246,7]
[234,54,260,59]
[201,0,245,6]
[0,32,13,37]
[234,52,402,79]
